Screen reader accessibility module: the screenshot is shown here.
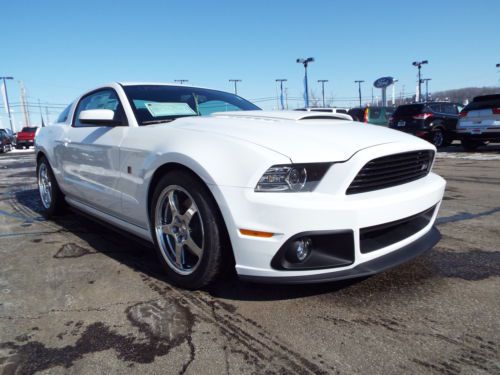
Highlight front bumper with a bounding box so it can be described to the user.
[211,143,446,282]
[240,226,441,284]
[16,140,34,146]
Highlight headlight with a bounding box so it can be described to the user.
[255,163,332,192]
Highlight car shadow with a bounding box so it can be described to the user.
[13,188,371,301]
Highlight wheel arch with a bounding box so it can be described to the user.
[147,162,236,269]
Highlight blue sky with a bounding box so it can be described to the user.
[1,0,499,128]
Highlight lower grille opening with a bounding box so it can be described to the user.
[360,205,436,254]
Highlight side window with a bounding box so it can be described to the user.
[428,103,441,113]
[198,100,240,116]
[73,89,124,127]
[56,104,72,124]
[443,103,458,114]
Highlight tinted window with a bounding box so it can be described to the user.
[394,104,424,116]
[73,89,123,127]
[56,104,72,123]
[464,96,500,111]
[442,103,459,114]
[336,109,348,114]
[428,103,441,113]
[123,85,260,125]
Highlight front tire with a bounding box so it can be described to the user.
[150,171,224,289]
[431,128,451,148]
[36,156,65,218]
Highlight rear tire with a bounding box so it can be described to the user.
[150,170,224,289]
[36,156,65,218]
[461,138,484,152]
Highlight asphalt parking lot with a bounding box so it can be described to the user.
[0,147,499,375]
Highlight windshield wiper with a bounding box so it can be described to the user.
[141,115,198,126]
[141,119,176,125]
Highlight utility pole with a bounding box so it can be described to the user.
[296,57,314,107]
[354,80,364,107]
[19,81,31,127]
[229,79,241,95]
[412,60,428,102]
[318,80,328,107]
[423,78,432,102]
[174,79,188,85]
[0,76,14,132]
[38,98,44,126]
[285,87,289,110]
[276,79,287,110]
[392,79,398,106]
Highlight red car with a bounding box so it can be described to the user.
[16,127,38,149]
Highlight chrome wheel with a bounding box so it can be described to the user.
[154,185,204,275]
[38,163,52,209]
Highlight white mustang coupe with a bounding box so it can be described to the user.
[35,83,446,289]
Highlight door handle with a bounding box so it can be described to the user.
[63,138,71,146]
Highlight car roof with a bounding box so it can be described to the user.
[118,81,209,90]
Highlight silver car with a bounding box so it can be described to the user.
[457,94,500,151]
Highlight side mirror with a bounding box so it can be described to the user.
[79,109,120,126]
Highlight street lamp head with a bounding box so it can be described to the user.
[0,76,14,80]
[422,60,428,65]
[412,61,418,66]
[497,63,500,68]
[276,79,287,82]
[297,57,314,66]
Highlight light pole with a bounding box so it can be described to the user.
[412,60,428,102]
[276,79,287,110]
[423,78,432,102]
[318,80,328,107]
[392,79,399,106]
[296,57,314,107]
[229,79,241,95]
[355,80,364,107]
[174,79,188,85]
[0,76,14,132]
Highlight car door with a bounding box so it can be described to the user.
[61,88,127,217]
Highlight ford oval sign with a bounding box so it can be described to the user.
[373,77,394,89]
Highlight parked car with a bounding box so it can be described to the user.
[388,102,462,147]
[0,128,16,147]
[0,129,13,153]
[348,106,395,126]
[457,94,500,151]
[35,82,445,289]
[16,126,38,148]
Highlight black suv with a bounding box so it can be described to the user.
[388,102,462,147]
[0,129,13,153]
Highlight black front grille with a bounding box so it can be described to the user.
[346,150,434,195]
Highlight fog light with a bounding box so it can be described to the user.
[295,238,312,262]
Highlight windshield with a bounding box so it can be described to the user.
[122,85,261,125]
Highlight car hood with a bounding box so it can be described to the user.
[174,110,431,163]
